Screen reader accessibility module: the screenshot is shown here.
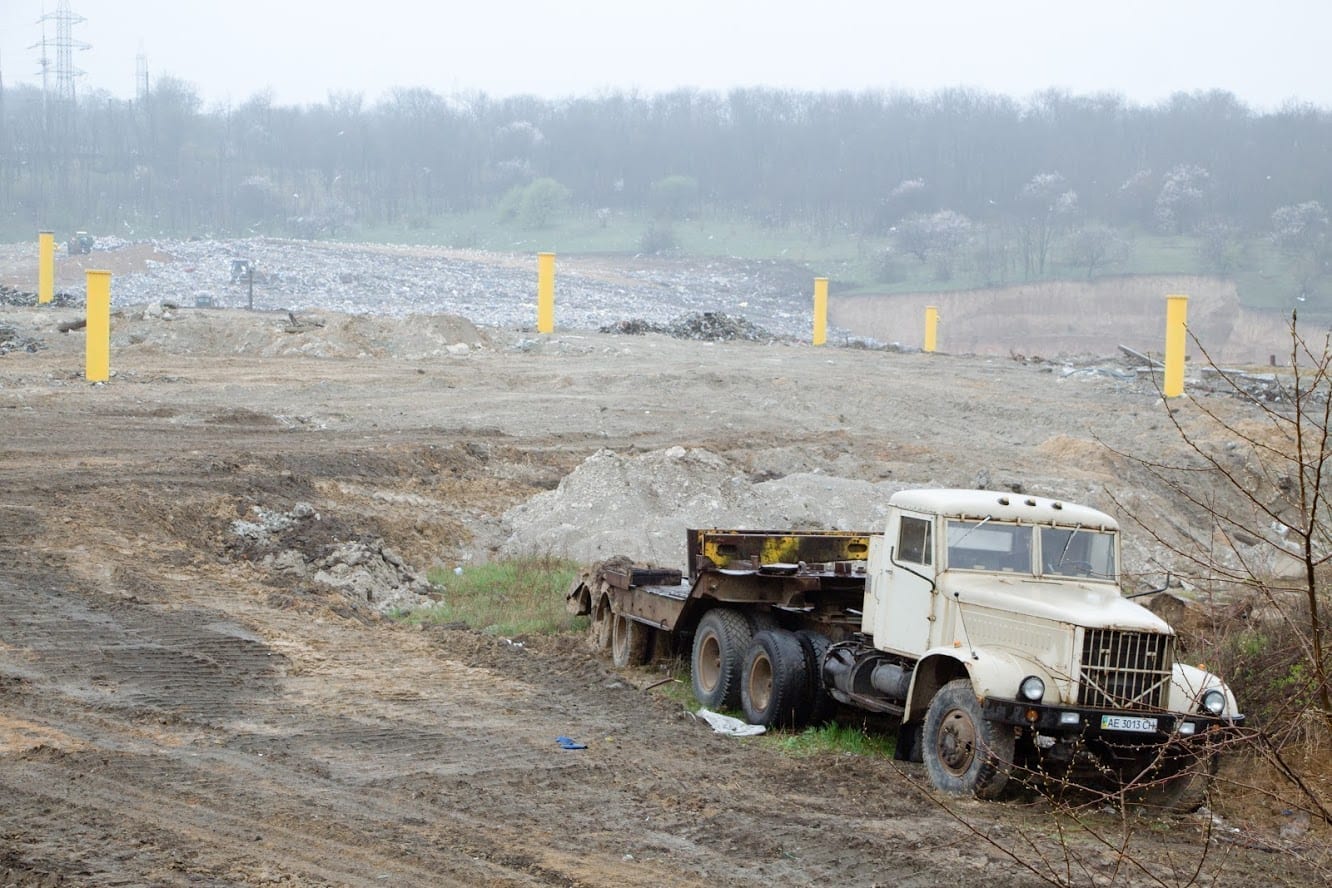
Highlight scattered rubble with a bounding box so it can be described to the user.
[0,323,44,355]
[230,502,437,614]
[305,539,436,614]
[1197,367,1303,403]
[230,503,317,540]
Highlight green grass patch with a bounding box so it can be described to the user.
[767,721,897,759]
[347,206,872,266]
[398,556,584,637]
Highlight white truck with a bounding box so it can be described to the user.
[567,488,1243,806]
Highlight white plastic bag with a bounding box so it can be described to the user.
[695,708,766,736]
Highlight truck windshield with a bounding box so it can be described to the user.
[945,520,1032,573]
[1039,525,1117,581]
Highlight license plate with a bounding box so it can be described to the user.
[1100,714,1158,733]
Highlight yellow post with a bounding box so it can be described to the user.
[924,306,939,353]
[537,252,555,334]
[38,231,55,304]
[812,277,828,346]
[85,270,111,383]
[1163,294,1188,398]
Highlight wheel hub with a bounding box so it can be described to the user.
[698,634,721,691]
[748,654,773,711]
[938,709,977,775]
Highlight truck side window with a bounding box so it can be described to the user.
[898,516,932,565]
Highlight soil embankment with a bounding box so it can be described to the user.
[833,275,1300,363]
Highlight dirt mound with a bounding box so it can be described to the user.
[109,305,486,359]
[499,446,901,569]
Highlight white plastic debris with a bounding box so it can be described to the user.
[695,708,765,736]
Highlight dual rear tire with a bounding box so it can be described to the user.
[740,629,809,728]
[689,607,834,729]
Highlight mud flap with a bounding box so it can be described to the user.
[565,580,591,615]
[895,722,923,763]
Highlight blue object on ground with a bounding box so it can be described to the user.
[555,735,587,750]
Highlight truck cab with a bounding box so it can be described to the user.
[858,489,1241,801]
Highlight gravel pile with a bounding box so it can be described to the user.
[82,237,830,340]
[499,446,902,570]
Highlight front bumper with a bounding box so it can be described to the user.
[982,697,1244,738]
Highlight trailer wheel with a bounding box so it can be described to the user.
[741,629,809,728]
[690,609,752,709]
[794,630,836,725]
[922,678,1014,799]
[589,594,613,652]
[611,612,652,667]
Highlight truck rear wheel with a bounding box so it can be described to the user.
[690,608,752,710]
[794,630,836,725]
[611,612,652,667]
[922,678,1014,799]
[741,629,809,728]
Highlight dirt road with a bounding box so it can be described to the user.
[0,292,1324,885]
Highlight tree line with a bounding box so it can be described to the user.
[1,81,1329,267]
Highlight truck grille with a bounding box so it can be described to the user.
[1078,629,1174,711]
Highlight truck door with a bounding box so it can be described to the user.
[869,510,938,656]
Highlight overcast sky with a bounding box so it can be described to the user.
[2,1,1329,111]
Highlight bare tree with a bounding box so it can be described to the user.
[1271,201,1330,302]
[1103,315,1332,830]
[1064,223,1130,278]
[1016,172,1078,278]
[894,209,973,263]
[1154,164,1211,234]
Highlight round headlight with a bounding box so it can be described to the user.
[1019,675,1045,702]
[1201,688,1226,716]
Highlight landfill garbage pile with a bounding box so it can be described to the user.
[598,311,779,342]
[0,284,79,308]
[76,237,832,340]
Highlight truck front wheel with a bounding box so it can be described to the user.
[922,679,1014,799]
[691,608,752,709]
[740,629,809,728]
[1132,751,1217,813]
